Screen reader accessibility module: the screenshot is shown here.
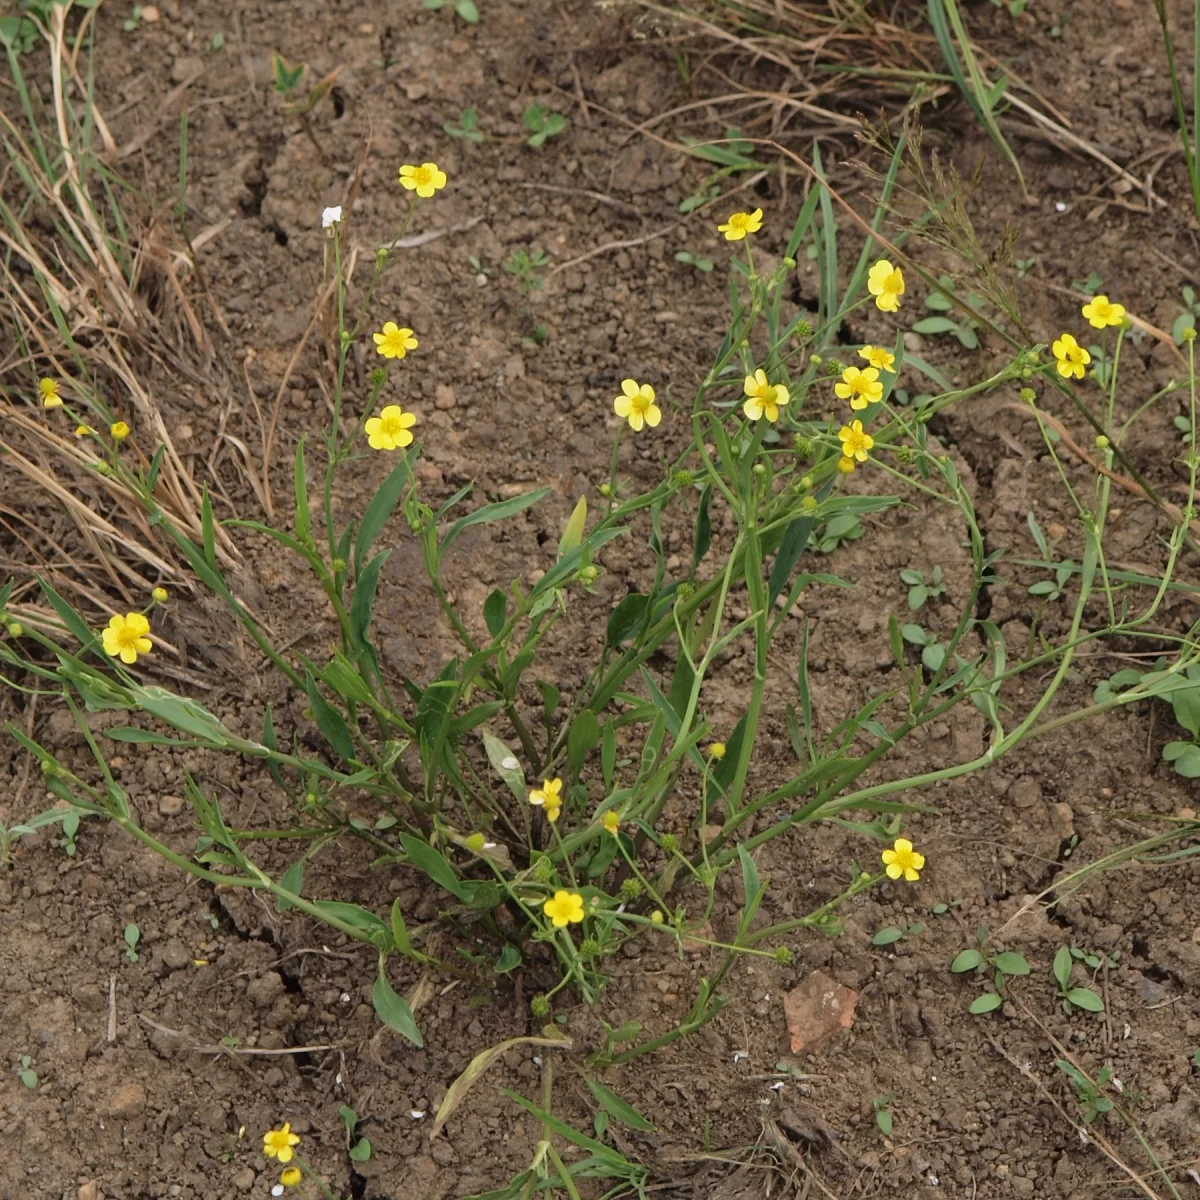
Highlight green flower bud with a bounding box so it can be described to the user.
[6,622,22,638]
[1021,366,1033,379]
[783,256,797,270]
[677,581,694,600]
[332,557,346,573]
[670,469,694,488]
[370,367,388,389]
[1183,325,1197,343]
[801,495,818,513]
[660,833,678,855]
[40,758,58,776]
[650,909,664,924]
[793,437,814,460]
[809,354,822,366]
[896,445,917,465]
[824,358,843,376]
[530,994,551,1019]
[1095,434,1110,449]
[533,857,554,884]
[752,463,766,476]
[375,247,391,267]
[598,483,613,497]
[577,565,601,585]
[579,937,601,960]
[465,832,487,852]
[795,318,812,337]
[1019,387,1036,405]
[301,707,314,720]
[618,878,643,902]
[774,946,793,965]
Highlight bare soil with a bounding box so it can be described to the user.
[4,2,1200,1198]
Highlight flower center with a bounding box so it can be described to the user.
[413,166,433,187]
[631,392,650,413]
[381,414,405,437]
[760,385,778,405]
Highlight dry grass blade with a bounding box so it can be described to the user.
[0,4,240,619]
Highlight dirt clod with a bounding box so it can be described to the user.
[783,971,858,1054]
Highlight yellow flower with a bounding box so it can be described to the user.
[373,321,419,360]
[859,345,895,372]
[110,421,130,441]
[544,800,562,823]
[39,377,63,408]
[601,810,620,837]
[834,365,883,411]
[650,909,664,924]
[364,404,416,451]
[708,742,726,760]
[717,208,763,241]
[280,1167,303,1188]
[613,379,661,432]
[75,424,93,437]
[543,889,585,927]
[743,369,789,422]
[837,456,856,474]
[1051,333,1091,380]
[101,612,153,665]
[530,777,563,810]
[867,259,905,313]
[881,837,925,882]
[263,1123,301,1164]
[151,586,169,603]
[1081,294,1125,329]
[837,419,874,467]
[398,161,447,198]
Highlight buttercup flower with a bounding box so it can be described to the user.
[321,205,343,228]
[601,810,620,837]
[151,586,169,603]
[263,1123,301,1164]
[1051,333,1091,380]
[280,1167,303,1188]
[881,837,925,882]
[102,612,152,665]
[708,742,726,760]
[1081,294,1125,329]
[530,777,563,812]
[867,259,905,313]
[859,345,896,372]
[613,379,661,432]
[39,377,62,408]
[373,321,419,360]
[398,162,447,198]
[110,421,130,441]
[837,419,874,468]
[834,365,883,411]
[543,890,585,928]
[717,208,763,241]
[364,404,416,451]
[743,369,789,422]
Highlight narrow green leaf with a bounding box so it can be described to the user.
[601,720,616,788]
[483,588,507,637]
[277,859,304,911]
[293,436,310,542]
[692,484,712,568]
[606,592,649,647]
[355,449,415,576]
[350,550,390,651]
[372,970,423,1046]
[1052,944,1073,990]
[767,517,814,608]
[36,576,96,649]
[201,487,216,571]
[399,833,470,900]
[304,671,356,762]
[567,710,600,775]
[559,495,587,558]
[584,1077,656,1131]
[441,487,551,556]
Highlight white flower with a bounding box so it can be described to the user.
[322,205,343,228]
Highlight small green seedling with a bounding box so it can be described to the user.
[272,54,305,97]
[872,921,924,946]
[444,107,485,143]
[1070,945,1120,972]
[872,1093,895,1135]
[1158,664,1200,778]
[815,512,863,554]
[674,250,714,274]
[950,925,1030,1014]
[1088,343,1113,388]
[523,102,566,148]
[1173,286,1200,344]
[468,254,490,277]
[1173,414,1194,446]
[340,1104,372,1161]
[1025,512,1077,603]
[1054,1059,1113,1124]
[504,248,549,295]
[898,623,949,674]
[58,810,80,857]
[680,183,722,214]
[122,5,143,32]
[912,276,985,349]
[1015,256,1036,277]
[424,0,480,22]
[930,899,962,915]
[1052,945,1104,1013]
[900,565,945,610]
[17,1056,37,1088]
[208,32,225,51]
[123,922,141,962]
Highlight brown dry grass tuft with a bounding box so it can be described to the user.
[0,4,238,630]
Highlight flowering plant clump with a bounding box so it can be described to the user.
[262,1123,300,1164]
[1081,294,1125,329]
[39,377,62,407]
[7,139,1169,1118]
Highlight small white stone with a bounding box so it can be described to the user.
[501,756,519,770]
[272,1188,284,1197]
[410,1110,426,1119]
[340,992,351,1003]
[1055,201,1067,212]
